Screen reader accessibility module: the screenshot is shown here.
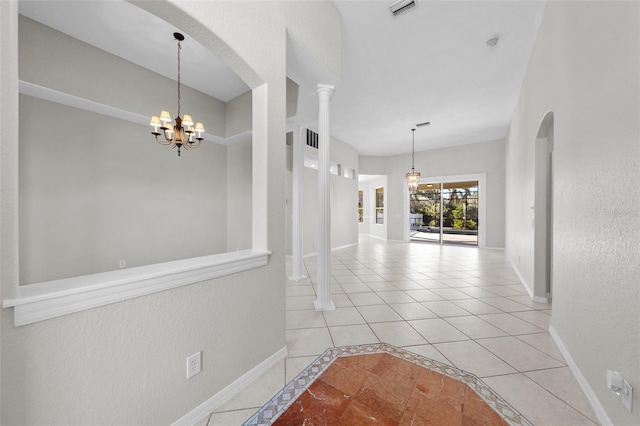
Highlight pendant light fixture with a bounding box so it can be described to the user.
[406,128,421,193]
[150,32,205,156]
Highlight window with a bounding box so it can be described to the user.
[375,187,384,224]
[358,190,363,223]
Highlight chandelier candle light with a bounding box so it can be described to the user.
[406,128,421,193]
[150,32,204,156]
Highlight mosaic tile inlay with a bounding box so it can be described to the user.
[243,343,533,426]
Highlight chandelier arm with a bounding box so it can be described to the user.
[155,134,173,146]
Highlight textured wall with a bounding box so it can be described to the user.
[292,136,359,256]
[1,0,342,423]
[227,138,253,252]
[505,1,640,424]
[19,95,228,284]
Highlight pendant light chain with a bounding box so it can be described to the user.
[411,128,416,169]
[177,38,181,117]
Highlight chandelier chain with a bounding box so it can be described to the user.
[411,128,416,169]
[177,39,181,117]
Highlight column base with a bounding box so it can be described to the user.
[313,299,336,312]
[288,274,306,282]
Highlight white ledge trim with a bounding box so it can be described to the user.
[3,249,271,326]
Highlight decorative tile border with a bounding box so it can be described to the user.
[243,343,533,426]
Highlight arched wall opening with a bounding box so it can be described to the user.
[534,111,554,301]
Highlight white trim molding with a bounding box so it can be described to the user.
[172,346,288,426]
[549,326,611,426]
[506,251,549,304]
[3,249,271,326]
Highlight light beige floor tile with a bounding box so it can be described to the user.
[412,279,450,289]
[444,315,508,339]
[408,318,470,343]
[452,299,502,315]
[389,280,425,290]
[329,324,379,347]
[510,310,551,330]
[285,356,317,383]
[459,287,504,299]
[331,293,354,308]
[483,374,597,426]
[430,288,472,300]
[332,269,356,277]
[209,408,256,426]
[285,285,316,297]
[357,304,403,323]
[334,274,363,284]
[286,328,333,357]
[215,360,285,412]
[369,321,428,347]
[477,313,545,335]
[339,282,372,293]
[285,295,316,311]
[405,289,445,302]
[477,336,565,371]
[515,332,565,362]
[402,344,453,365]
[365,281,401,292]
[434,340,516,378]
[480,297,533,312]
[285,310,326,330]
[482,285,525,297]
[525,367,599,423]
[376,290,415,304]
[389,302,438,320]
[421,301,472,317]
[323,306,366,326]
[348,291,386,306]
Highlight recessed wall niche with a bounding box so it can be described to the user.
[18,14,253,285]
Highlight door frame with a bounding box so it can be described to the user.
[404,173,487,247]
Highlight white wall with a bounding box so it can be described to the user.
[1,1,342,423]
[227,138,252,252]
[360,139,506,247]
[289,135,359,256]
[19,95,229,284]
[505,1,639,424]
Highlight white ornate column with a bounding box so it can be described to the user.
[314,84,335,311]
[289,127,305,281]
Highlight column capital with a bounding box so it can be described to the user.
[317,84,335,100]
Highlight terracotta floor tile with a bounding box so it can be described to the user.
[462,389,508,426]
[399,392,463,426]
[338,399,398,425]
[272,379,351,426]
[336,353,384,373]
[371,354,421,392]
[319,360,370,396]
[356,373,412,422]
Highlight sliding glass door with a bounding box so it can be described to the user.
[410,180,478,246]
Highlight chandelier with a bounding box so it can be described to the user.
[150,32,205,156]
[406,128,421,193]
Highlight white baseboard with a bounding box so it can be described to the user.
[549,326,611,426]
[172,346,288,426]
[505,252,549,304]
[482,246,505,251]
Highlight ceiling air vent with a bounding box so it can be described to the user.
[389,0,416,17]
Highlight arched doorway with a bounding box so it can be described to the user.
[534,112,554,300]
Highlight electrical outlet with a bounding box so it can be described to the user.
[622,380,633,412]
[186,352,202,379]
[119,260,126,268]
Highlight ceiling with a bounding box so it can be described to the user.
[18,0,546,157]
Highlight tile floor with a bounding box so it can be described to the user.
[203,238,599,425]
